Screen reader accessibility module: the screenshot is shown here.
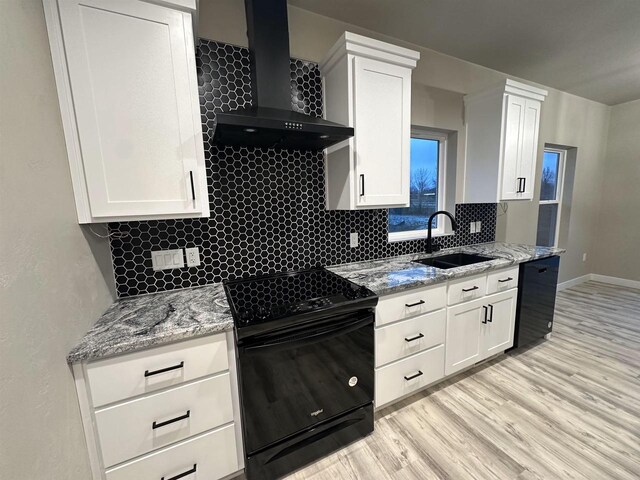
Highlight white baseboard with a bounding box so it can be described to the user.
[590,274,640,290]
[558,273,640,291]
[557,274,592,291]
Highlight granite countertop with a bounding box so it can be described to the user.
[67,284,233,363]
[69,242,563,363]
[327,242,565,296]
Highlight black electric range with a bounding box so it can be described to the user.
[224,267,378,480]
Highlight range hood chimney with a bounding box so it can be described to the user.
[212,0,354,150]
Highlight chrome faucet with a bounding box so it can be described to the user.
[426,210,458,253]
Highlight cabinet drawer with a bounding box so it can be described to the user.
[376,284,446,326]
[87,334,228,407]
[375,344,444,408]
[106,425,238,480]
[96,374,233,468]
[375,310,445,367]
[447,274,487,305]
[486,267,519,295]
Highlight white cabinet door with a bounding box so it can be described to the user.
[500,94,526,201]
[518,99,541,200]
[445,297,484,376]
[57,0,207,219]
[480,289,517,359]
[353,57,411,207]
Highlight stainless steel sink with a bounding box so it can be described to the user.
[414,253,495,269]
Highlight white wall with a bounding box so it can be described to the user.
[198,0,612,283]
[0,1,115,478]
[593,99,640,281]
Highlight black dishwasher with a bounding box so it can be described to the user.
[512,256,560,349]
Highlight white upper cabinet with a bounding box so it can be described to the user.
[43,0,209,223]
[463,79,547,203]
[320,33,419,209]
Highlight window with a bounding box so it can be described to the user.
[536,148,565,247]
[389,129,447,241]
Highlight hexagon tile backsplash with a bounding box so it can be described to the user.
[108,40,496,298]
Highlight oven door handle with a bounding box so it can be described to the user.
[242,316,373,351]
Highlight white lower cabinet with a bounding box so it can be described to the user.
[445,289,517,376]
[375,345,445,408]
[105,425,238,480]
[72,331,243,480]
[375,267,519,408]
[444,298,484,375]
[96,374,233,467]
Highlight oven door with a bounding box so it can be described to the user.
[237,310,374,456]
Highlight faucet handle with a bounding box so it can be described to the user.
[431,244,442,253]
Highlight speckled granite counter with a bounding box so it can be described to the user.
[327,242,565,296]
[68,284,233,363]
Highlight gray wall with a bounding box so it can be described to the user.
[593,99,640,281]
[198,0,612,284]
[0,1,115,478]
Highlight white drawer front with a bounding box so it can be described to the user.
[447,274,487,305]
[375,309,445,367]
[375,344,445,408]
[487,267,519,295]
[376,284,446,326]
[96,375,233,467]
[88,334,229,407]
[106,425,238,480]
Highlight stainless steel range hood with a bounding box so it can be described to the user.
[212,0,354,150]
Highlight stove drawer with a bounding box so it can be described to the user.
[105,425,238,480]
[375,309,445,367]
[376,284,446,326]
[375,344,445,408]
[95,374,233,467]
[87,334,229,407]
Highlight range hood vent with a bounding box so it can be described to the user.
[212,0,353,150]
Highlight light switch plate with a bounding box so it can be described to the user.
[469,222,476,234]
[350,232,359,248]
[475,221,482,233]
[151,249,184,271]
[185,247,201,267]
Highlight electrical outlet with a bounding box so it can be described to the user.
[582,253,587,262]
[151,249,184,271]
[350,232,359,248]
[475,221,482,233]
[185,247,201,267]
[469,222,476,234]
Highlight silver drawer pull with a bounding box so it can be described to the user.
[152,410,190,430]
[404,333,425,343]
[462,286,479,292]
[405,300,425,308]
[404,370,423,381]
[498,277,513,283]
[145,361,184,377]
[162,464,197,480]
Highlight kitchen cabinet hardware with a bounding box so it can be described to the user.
[189,171,196,201]
[487,304,494,322]
[404,333,425,343]
[403,370,423,381]
[462,286,479,292]
[162,464,197,480]
[482,305,489,324]
[405,300,425,308]
[144,361,185,377]
[498,277,514,283]
[538,267,548,273]
[152,410,191,430]
[360,174,365,197]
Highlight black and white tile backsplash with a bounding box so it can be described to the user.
[108,40,496,297]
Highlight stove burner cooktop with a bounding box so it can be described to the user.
[223,267,376,328]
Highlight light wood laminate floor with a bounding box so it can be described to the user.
[284,281,640,480]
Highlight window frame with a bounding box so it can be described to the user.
[388,128,448,242]
[538,147,566,247]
